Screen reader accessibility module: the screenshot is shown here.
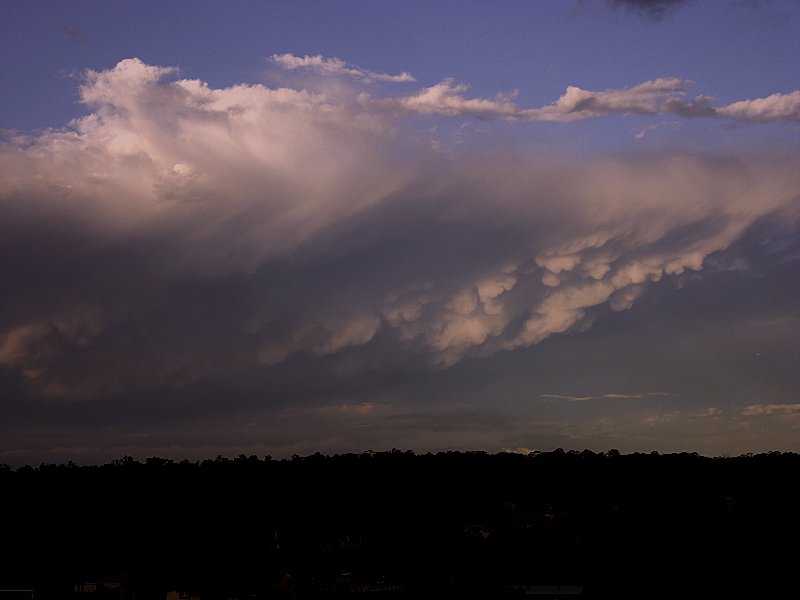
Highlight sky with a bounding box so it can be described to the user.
[1,0,799,465]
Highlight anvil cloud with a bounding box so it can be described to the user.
[1,57,798,397]
[1,55,799,462]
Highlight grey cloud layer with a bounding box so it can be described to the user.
[605,0,691,21]
[1,58,799,410]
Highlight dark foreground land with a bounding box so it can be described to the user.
[2,450,800,599]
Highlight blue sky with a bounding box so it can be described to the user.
[3,1,798,143]
[0,0,799,464]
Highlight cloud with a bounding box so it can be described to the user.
[541,392,676,401]
[693,407,722,417]
[0,322,53,367]
[377,76,800,124]
[541,394,595,401]
[271,53,415,83]
[0,57,798,409]
[635,123,661,140]
[381,78,521,118]
[741,403,800,416]
[59,22,85,43]
[605,0,692,21]
[527,77,693,120]
[717,91,800,123]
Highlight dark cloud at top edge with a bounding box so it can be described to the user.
[59,22,85,43]
[605,0,693,21]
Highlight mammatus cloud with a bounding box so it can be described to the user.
[0,57,798,403]
[271,53,415,83]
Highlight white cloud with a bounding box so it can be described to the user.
[370,70,800,124]
[271,53,415,83]
[541,392,676,402]
[717,91,800,123]
[522,77,692,121]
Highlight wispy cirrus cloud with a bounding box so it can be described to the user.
[541,392,677,401]
[716,91,800,123]
[605,0,692,21]
[271,53,415,83]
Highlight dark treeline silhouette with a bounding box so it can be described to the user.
[2,449,800,599]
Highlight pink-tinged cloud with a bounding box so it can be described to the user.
[361,68,800,124]
[271,53,415,83]
[0,58,798,402]
[717,91,800,123]
[742,403,800,416]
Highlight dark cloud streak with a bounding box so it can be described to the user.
[605,0,693,20]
